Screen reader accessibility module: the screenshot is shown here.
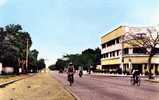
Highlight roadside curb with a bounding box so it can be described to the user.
[64,85,81,100]
[145,79,159,83]
[89,73,132,77]
[0,74,35,88]
[89,73,150,78]
[49,72,80,100]
[0,79,17,88]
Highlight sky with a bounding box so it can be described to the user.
[0,0,159,66]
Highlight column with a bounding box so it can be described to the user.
[129,48,133,54]
[158,64,159,75]
[151,64,155,74]
[0,63,2,74]
[142,64,145,75]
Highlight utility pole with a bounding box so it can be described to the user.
[26,38,29,73]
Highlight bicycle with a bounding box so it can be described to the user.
[68,73,74,86]
[130,75,141,86]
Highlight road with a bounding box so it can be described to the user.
[50,71,159,100]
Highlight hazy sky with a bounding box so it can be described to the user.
[0,0,159,65]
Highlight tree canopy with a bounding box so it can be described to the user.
[49,48,101,71]
[0,24,45,74]
[124,27,159,78]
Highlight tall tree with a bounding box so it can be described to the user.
[55,59,67,71]
[37,59,46,71]
[0,24,32,74]
[124,27,159,79]
[28,49,39,72]
[94,48,101,65]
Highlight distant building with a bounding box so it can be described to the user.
[101,26,159,75]
[0,63,14,74]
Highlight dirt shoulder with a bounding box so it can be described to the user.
[0,75,28,84]
[0,72,75,100]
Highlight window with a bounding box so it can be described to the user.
[105,53,108,58]
[116,50,119,56]
[109,51,115,57]
[112,51,115,57]
[110,52,112,57]
[133,48,146,54]
[107,40,115,47]
[102,53,108,58]
[124,48,129,54]
[153,48,159,54]
[102,54,104,58]
[102,43,106,48]
[116,38,119,43]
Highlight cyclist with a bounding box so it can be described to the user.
[78,66,83,77]
[67,62,75,84]
[132,69,140,84]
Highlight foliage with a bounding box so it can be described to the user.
[0,24,40,74]
[124,27,159,78]
[37,59,46,71]
[28,49,39,72]
[52,48,101,71]
[48,64,56,70]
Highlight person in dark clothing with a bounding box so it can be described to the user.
[67,62,75,83]
[132,69,140,83]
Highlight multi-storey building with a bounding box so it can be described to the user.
[101,26,159,75]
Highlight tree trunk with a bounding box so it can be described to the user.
[21,60,27,74]
[148,56,153,79]
[14,66,19,75]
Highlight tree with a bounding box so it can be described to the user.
[28,49,39,72]
[0,25,21,74]
[0,24,33,74]
[62,48,101,71]
[5,24,22,33]
[37,59,46,71]
[5,25,32,73]
[0,27,6,62]
[63,54,81,69]
[52,48,101,72]
[1,45,19,74]
[124,27,159,79]
[55,59,67,71]
[48,64,56,70]
[94,48,101,65]
[15,32,32,73]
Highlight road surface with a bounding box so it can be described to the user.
[50,71,159,100]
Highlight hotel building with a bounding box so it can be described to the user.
[101,26,159,75]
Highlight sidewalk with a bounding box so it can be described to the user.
[89,72,159,83]
[0,72,75,100]
[89,72,132,77]
[145,77,159,83]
